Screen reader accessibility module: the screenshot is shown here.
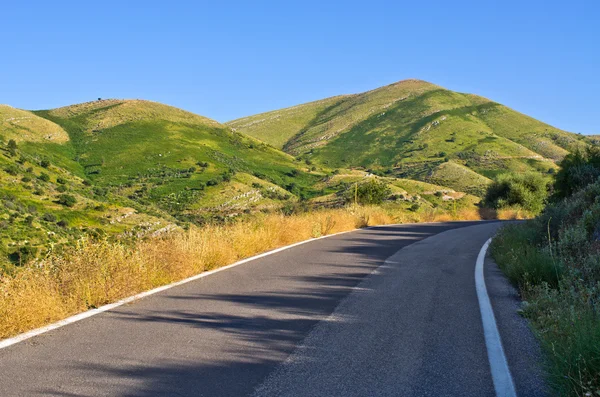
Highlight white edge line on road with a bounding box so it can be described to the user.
[476,238,517,397]
[0,225,383,350]
[0,220,491,350]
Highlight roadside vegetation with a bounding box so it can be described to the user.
[0,201,523,339]
[491,147,600,396]
[0,96,546,340]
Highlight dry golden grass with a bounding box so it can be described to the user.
[0,207,392,338]
[0,204,503,339]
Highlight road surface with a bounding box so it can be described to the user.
[0,222,547,396]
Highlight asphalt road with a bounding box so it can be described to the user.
[0,222,547,396]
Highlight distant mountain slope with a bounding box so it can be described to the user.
[228,96,349,149]
[0,105,69,143]
[227,79,590,194]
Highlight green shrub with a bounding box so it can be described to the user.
[9,245,38,265]
[4,165,19,176]
[56,177,67,184]
[221,171,233,182]
[7,139,17,156]
[57,194,77,207]
[491,225,561,288]
[484,172,549,214]
[40,159,50,168]
[553,147,600,199]
[347,180,392,205]
[42,213,57,222]
[93,187,108,196]
[38,173,50,182]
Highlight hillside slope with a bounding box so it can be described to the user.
[228,80,591,195]
[35,100,327,219]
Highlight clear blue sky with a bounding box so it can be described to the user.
[2,0,598,134]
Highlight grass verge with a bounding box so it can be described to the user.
[490,181,600,396]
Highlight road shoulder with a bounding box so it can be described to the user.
[485,250,549,396]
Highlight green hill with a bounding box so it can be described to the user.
[0,99,325,266]
[0,95,500,266]
[32,99,335,219]
[227,79,591,194]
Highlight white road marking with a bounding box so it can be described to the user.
[0,221,488,351]
[476,238,517,397]
[0,228,361,350]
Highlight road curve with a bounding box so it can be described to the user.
[0,222,546,396]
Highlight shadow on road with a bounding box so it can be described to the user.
[35,222,488,397]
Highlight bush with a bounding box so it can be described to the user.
[93,187,108,197]
[38,173,50,182]
[7,139,17,156]
[484,172,549,214]
[4,165,19,176]
[221,171,233,182]
[57,194,77,207]
[347,180,391,205]
[56,185,67,193]
[9,245,38,265]
[56,177,67,185]
[42,213,57,222]
[40,159,50,168]
[553,147,600,199]
[490,224,561,288]
[24,215,34,226]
